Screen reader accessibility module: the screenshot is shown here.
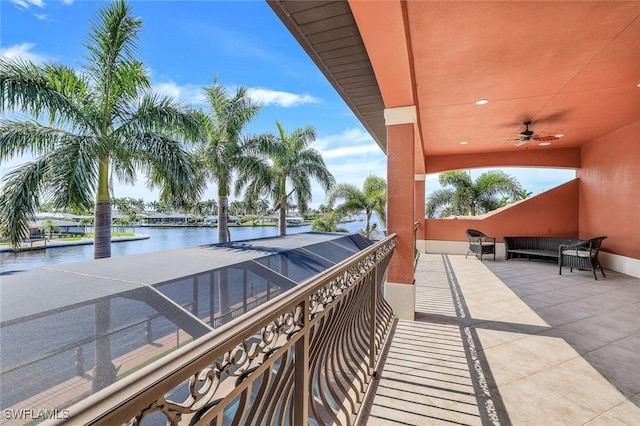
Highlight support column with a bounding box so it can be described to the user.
[385,106,416,320]
[415,175,426,254]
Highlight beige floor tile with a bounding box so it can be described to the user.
[475,327,528,349]
[528,357,628,413]
[482,338,562,379]
[583,415,627,425]
[362,255,639,425]
[508,333,581,365]
[497,377,600,425]
[602,399,640,425]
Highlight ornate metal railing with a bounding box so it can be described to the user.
[46,234,396,426]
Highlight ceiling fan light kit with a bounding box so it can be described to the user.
[512,121,560,146]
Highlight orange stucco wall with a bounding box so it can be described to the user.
[578,121,640,259]
[387,123,416,284]
[424,180,580,242]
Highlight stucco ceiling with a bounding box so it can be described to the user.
[268,1,639,161]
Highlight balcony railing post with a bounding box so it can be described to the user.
[369,264,378,372]
[145,320,152,344]
[75,346,84,377]
[192,276,199,316]
[294,298,309,426]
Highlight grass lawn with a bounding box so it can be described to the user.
[0,232,137,246]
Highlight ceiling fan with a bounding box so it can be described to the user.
[512,121,560,146]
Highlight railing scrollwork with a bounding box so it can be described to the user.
[45,235,397,426]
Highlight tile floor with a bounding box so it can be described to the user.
[361,254,640,425]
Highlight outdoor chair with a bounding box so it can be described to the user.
[465,229,496,261]
[559,236,607,280]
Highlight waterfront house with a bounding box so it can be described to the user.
[142,212,196,225]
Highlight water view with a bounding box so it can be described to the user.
[0,220,373,274]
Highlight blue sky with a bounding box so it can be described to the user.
[0,0,574,209]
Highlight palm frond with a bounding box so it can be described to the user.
[326,183,362,207]
[439,170,472,188]
[126,94,202,138]
[44,136,98,209]
[426,188,456,218]
[0,160,49,247]
[0,120,66,159]
[139,132,200,206]
[83,0,143,85]
[1,59,91,127]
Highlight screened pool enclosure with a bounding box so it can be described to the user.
[0,232,375,416]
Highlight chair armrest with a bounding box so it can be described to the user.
[484,236,496,243]
[559,241,592,260]
[559,240,588,252]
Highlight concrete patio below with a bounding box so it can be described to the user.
[362,254,640,425]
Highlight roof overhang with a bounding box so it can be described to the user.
[268,1,640,169]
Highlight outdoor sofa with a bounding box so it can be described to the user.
[504,235,607,280]
[503,236,581,261]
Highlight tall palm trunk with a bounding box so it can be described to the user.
[94,157,111,259]
[278,205,286,236]
[364,210,372,239]
[218,195,229,243]
[277,178,287,237]
[93,298,116,391]
[94,202,112,258]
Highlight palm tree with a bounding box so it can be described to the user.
[229,200,245,217]
[255,198,270,216]
[426,170,524,218]
[0,0,201,257]
[192,80,268,243]
[147,200,169,213]
[512,188,533,201]
[202,199,218,216]
[311,211,348,233]
[242,121,335,236]
[326,175,387,239]
[42,219,59,240]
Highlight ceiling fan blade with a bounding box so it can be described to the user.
[533,135,559,141]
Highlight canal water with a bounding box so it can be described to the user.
[0,220,374,274]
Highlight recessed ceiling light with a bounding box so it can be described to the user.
[554,134,564,138]
[460,141,469,145]
[475,99,489,105]
[637,83,640,87]
[538,142,552,146]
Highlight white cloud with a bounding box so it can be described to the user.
[312,127,387,187]
[9,0,44,8]
[315,128,384,162]
[247,88,320,108]
[9,0,72,8]
[320,144,383,160]
[149,82,320,109]
[315,127,374,150]
[34,13,48,20]
[0,43,49,64]
[152,81,205,106]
